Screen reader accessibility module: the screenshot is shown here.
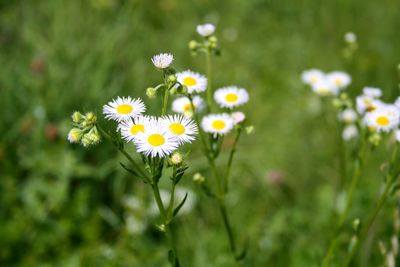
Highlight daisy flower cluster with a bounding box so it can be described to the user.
[356,87,400,144]
[103,96,198,158]
[302,69,351,97]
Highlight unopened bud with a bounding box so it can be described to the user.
[85,112,97,124]
[193,173,205,184]
[71,111,83,123]
[169,152,183,166]
[245,125,254,135]
[352,218,361,231]
[189,40,198,50]
[209,36,217,43]
[369,133,381,146]
[146,87,157,98]
[67,128,82,143]
[168,75,177,83]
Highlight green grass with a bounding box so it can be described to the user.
[1,0,400,266]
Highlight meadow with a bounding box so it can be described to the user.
[1,0,400,266]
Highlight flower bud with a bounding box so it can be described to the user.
[208,36,218,44]
[71,111,83,123]
[168,75,177,83]
[193,173,205,184]
[85,112,97,125]
[146,87,157,98]
[245,125,254,135]
[369,133,381,146]
[169,152,183,166]
[80,134,92,147]
[67,128,82,143]
[189,40,198,50]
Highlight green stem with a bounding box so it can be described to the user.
[151,179,181,267]
[223,127,242,193]
[97,125,149,180]
[321,130,367,267]
[343,145,399,267]
[162,86,169,116]
[205,49,213,113]
[219,198,241,266]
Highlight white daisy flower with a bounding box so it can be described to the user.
[312,79,339,96]
[362,87,382,98]
[160,115,198,144]
[118,116,151,142]
[338,109,357,124]
[356,95,384,114]
[326,71,351,89]
[214,86,249,109]
[176,70,207,94]
[364,106,400,133]
[231,111,246,124]
[103,96,146,122]
[151,53,174,69]
[133,118,179,158]
[301,69,325,85]
[196,23,215,37]
[342,124,358,141]
[201,113,235,136]
[172,96,205,115]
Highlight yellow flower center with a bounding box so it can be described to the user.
[334,78,342,86]
[130,124,145,135]
[183,103,193,111]
[212,119,226,130]
[183,77,197,86]
[169,123,185,135]
[148,134,165,146]
[376,116,390,126]
[116,104,133,114]
[225,93,238,103]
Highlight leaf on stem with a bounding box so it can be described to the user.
[173,192,188,217]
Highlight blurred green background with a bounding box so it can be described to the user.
[1,0,400,266]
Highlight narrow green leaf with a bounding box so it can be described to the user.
[173,193,188,217]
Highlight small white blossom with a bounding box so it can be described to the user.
[196,23,215,37]
[151,53,174,69]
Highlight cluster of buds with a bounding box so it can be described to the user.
[342,32,358,61]
[67,111,101,147]
[189,23,220,56]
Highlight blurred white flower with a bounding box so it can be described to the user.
[356,95,384,114]
[312,79,339,96]
[362,87,382,98]
[151,53,174,69]
[338,109,357,124]
[214,86,249,109]
[344,32,357,43]
[125,215,146,235]
[364,105,400,133]
[201,113,235,136]
[196,23,215,37]
[231,111,246,124]
[395,130,400,143]
[326,71,351,89]
[172,96,205,115]
[301,69,325,86]
[342,124,358,141]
